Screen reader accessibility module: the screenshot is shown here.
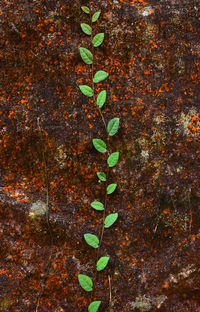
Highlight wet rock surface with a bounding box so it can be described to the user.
[0,0,199,311]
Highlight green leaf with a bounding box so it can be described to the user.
[107,152,119,167]
[97,256,109,271]
[97,90,106,108]
[91,201,104,211]
[78,274,93,292]
[79,85,93,97]
[81,6,90,14]
[88,301,101,312]
[81,23,92,35]
[92,11,101,23]
[107,118,119,136]
[93,139,107,153]
[104,213,118,228]
[93,70,109,83]
[107,183,117,194]
[79,47,93,64]
[97,172,106,181]
[92,33,104,47]
[84,233,99,248]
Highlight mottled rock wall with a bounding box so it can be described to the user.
[0,0,200,311]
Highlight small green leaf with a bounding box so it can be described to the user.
[97,90,106,108]
[79,85,93,97]
[81,6,90,14]
[79,47,93,64]
[97,256,109,271]
[107,183,117,194]
[92,33,104,47]
[97,172,106,181]
[107,152,119,167]
[104,213,118,228]
[93,70,108,83]
[81,23,92,35]
[91,201,104,211]
[107,118,119,136]
[93,139,107,153]
[84,233,99,248]
[92,11,101,23]
[88,301,101,312]
[78,274,93,292]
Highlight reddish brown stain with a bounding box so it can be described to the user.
[0,0,200,311]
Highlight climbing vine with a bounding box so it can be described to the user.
[78,3,120,312]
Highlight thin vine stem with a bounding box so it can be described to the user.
[108,275,113,311]
[35,118,54,312]
[88,5,111,306]
[78,4,119,311]
[99,167,110,247]
[88,4,110,250]
[89,4,109,141]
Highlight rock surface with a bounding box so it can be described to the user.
[0,0,200,311]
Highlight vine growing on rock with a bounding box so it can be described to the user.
[77,3,120,312]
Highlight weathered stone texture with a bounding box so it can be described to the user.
[0,0,199,311]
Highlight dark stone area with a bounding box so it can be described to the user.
[0,0,199,311]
